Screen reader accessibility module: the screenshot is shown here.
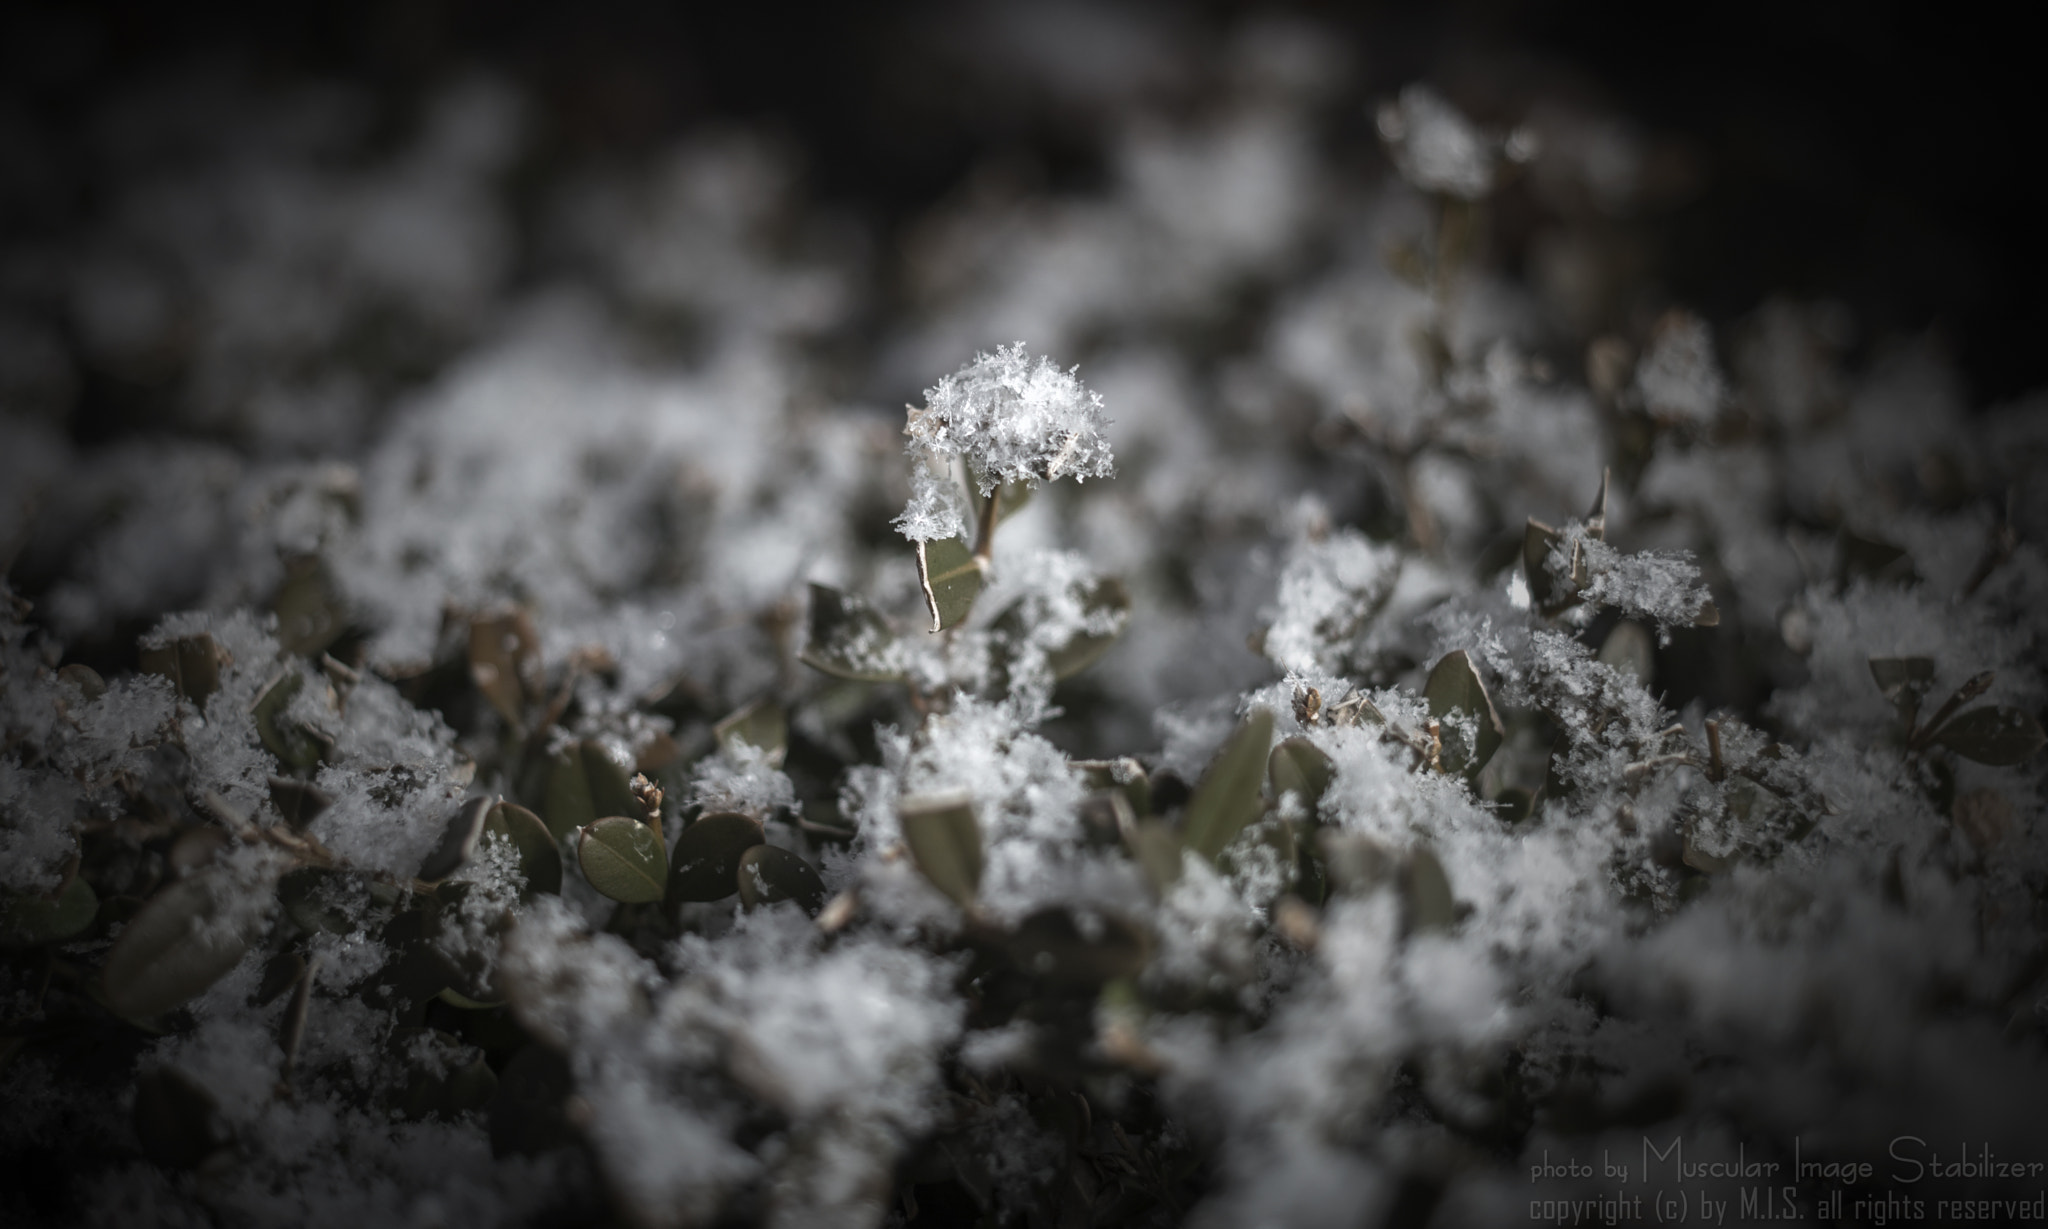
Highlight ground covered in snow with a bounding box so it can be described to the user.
[3,9,2047,1228]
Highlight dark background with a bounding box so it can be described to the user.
[5,0,2044,406]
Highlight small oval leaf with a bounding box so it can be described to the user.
[715,698,788,767]
[667,812,765,903]
[1597,620,1655,686]
[578,817,667,905]
[1,875,98,947]
[419,796,492,882]
[736,845,826,913]
[898,793,984,910]
[1424,650,1504,779]
[799,583,906,683]
[916,536,985,633]
[1933,706,2048,767]
[103,872,264,1022]
[1267,737,1334,814]
[485,802,562,896]
[1183,709,1277,862]
[1403,846,1457,934]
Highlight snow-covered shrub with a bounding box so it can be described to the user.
[3,24,2046,1229]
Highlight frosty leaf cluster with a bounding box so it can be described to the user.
[4,25,2048,1229]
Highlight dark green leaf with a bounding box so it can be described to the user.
[1127,820,1184,897]
[1839,531,1917,586]
[542,740,640,841]
[1,874,98,946]
[419,796,491,882]
[139,632,226,706]
[1045,576,1131,680]
[1932,706,2048,767]
[254,949,305,1007]
[799,583,906,683]
[1523,518,1570,612]
[102,871,263,1023]
[667,812,764,903]
[1267,737,1334,813]
[484,802,562,896]
[899,793,984,910]
[252,671,330,773]
[1182,709,1276,862]
[468,610,542,728]
[1402,846,1456,933]
[736,845,826,914]
[1597,620,1655,685]
[1425,650,1505,779]
[577,817,666,904]
[916,536,985,633]
[278,866,353,935]
[1004,908,1151,987]
[714,698,788,767]
[267,776,333,831]
[274,556,345,657]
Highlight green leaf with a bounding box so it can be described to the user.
[1522,518,1571,612]
[1597,620,1655,685]
[1182,709,1277,862]
[898,792,984,910]
[1402,846,1457,934]
[273,555,346,657]
[267,775,333,831]
[1267,737,1334,813]
[1839,531,1917,586]
[1425,650,1504,779]
[484,802,562,896]
[1004,908,1151,987]
[468,610,542,728]
[916,536,985,633]
[1,874,98,946]
[736,845,826,913]
[714,698,788,767]
[1127,820,1184,897]
[1933,706,2048,767]
[577,817,667,904]
[542,740,641,841]
[139,632,226,706]
[667,812,764,903]
[1044,576,1131,680]
[419,796,491,882]
[278,866,354,935]
[102,871,264,1023]
[254,950,305,1007]
[799,583,906,683]
[252,671,330,773]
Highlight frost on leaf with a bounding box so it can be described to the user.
[894,343,1114,542]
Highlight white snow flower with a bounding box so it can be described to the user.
[894,343,1115,542]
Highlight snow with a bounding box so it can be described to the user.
[4,24,2046,1229]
